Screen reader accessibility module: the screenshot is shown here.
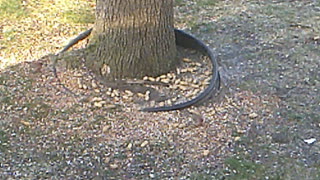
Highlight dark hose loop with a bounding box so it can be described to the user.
[141,29,220,112]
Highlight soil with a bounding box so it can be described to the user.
[0,0,319,179]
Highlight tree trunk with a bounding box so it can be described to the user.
[86,0,177,79]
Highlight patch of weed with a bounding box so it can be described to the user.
[285,110,304,122]
[0,81,14,106]
[23,99,51,120]
[260,3,296,22]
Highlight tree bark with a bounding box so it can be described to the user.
[86,0,177,79]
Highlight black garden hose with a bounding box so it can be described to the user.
[141,29,221,111]
[54,28,221,112]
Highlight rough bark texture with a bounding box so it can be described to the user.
[86,0,177,79]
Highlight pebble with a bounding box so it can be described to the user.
[204,71,212,76]
[20,120,31,126]
[73,73,83,77]
[179,81,189,86]
[148,77,156,82]
[141,141,149,147]
[181,68,188,73]
[105,104,117,109]
[234,137,241,141]
[110,164,118,169]
[77,79,83,89]
[179,85,188,91]
[145,91,150,101]
[203,150,210,156]
[113,90,120,97]
[91,81,98,89]
[122,95,130,100]
[159,74,167,79]
[167,73,174,79]
[92,97,103,102]
[194,62,202,67]
[125,90,134,96]
[160,78,170,84]
[249,113,258,119]
[94,101,104,108]
[182,58,192,62]
[190,84,200,88]
[127,143,133,150]
[102,125,111,133]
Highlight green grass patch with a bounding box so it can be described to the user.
[285,110,304,122]
[175,0,217,8]
[238,79,264,93]
[49,0,95,24]
[0,129,10,151]
[196,0,218,7]
[309,112,320,124]
[31,102,51,120]
[225,156,263,179]
[175,0,185,6]
[0,95,13,106]
[0,0,28,19]
[0,76,14,105]
[189,173,214,180]
[62,9,95,24]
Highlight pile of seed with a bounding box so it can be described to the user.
[53,48,214,111]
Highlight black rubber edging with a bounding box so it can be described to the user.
[55,28,220,112]
[140,29,220,112]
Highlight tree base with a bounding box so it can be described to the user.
[53,29,221,112]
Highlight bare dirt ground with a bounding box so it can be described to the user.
[1,0,319,179]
